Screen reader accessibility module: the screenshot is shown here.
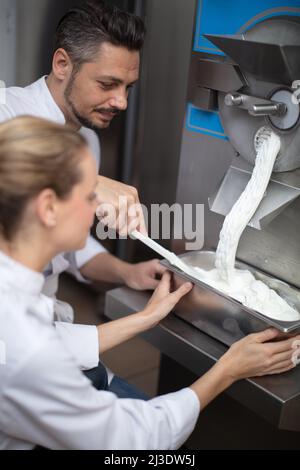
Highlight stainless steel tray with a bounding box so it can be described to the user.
[161,251,300,346]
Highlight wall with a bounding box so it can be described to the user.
[0,0,16,87]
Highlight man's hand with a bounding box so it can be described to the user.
[80,253,168,291]
[125,259,168,290]
[95,175,147,236]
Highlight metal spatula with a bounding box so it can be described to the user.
[131,230,196,276]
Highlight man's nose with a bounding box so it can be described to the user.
[109,92,128,111]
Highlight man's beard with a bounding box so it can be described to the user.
[64,74,120,131]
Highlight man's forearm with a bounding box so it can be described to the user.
[79,252,130,284]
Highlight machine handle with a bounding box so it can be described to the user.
[249,103,287,117]
[225,93,287,117]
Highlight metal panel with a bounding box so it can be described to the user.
[132,0,196,257]
[0,0,16,86]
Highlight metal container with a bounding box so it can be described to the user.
[161,250,300,346]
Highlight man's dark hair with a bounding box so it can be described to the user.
[54,1,146,67]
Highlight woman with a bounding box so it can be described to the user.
[0,116,298,450]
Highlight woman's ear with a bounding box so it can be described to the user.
[35,189,58,228]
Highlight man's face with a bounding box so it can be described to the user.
[64,42,140,130]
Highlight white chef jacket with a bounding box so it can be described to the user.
[0,251,200,450]
[0,77,108,366]
[0,76,107,317]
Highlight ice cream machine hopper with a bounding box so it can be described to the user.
[203,17,300,229]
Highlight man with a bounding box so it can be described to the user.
[0,1,165,397]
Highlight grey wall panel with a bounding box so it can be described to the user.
[0,0,16,86]
[16,0,77,86]
[132,0,196,256]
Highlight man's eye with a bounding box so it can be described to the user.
[99,82,114,89]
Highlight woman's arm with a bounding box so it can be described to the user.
[97,271,300,379]
[190,328,298,410]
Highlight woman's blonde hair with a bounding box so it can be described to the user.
[0,116,87,241]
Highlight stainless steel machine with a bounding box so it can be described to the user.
[106,1,300,437]
[173,1,300,345]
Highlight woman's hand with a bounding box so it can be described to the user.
[142,271,193,327]
[189,329,300,412]
[98,271,192,353]
[219,328,300,381]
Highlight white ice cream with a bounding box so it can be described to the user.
[188,265,300,322]
[216,132,280,282]
[186,131,300,322]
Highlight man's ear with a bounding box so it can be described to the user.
[35,189,58,228]
[52,48,73,81]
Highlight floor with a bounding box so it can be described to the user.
[57,273,161,398]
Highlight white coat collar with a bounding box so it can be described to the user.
[0,251,45,296]
[25,76,66,125]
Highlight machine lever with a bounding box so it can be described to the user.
[225,93,287,117]
[249,103,287,116]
